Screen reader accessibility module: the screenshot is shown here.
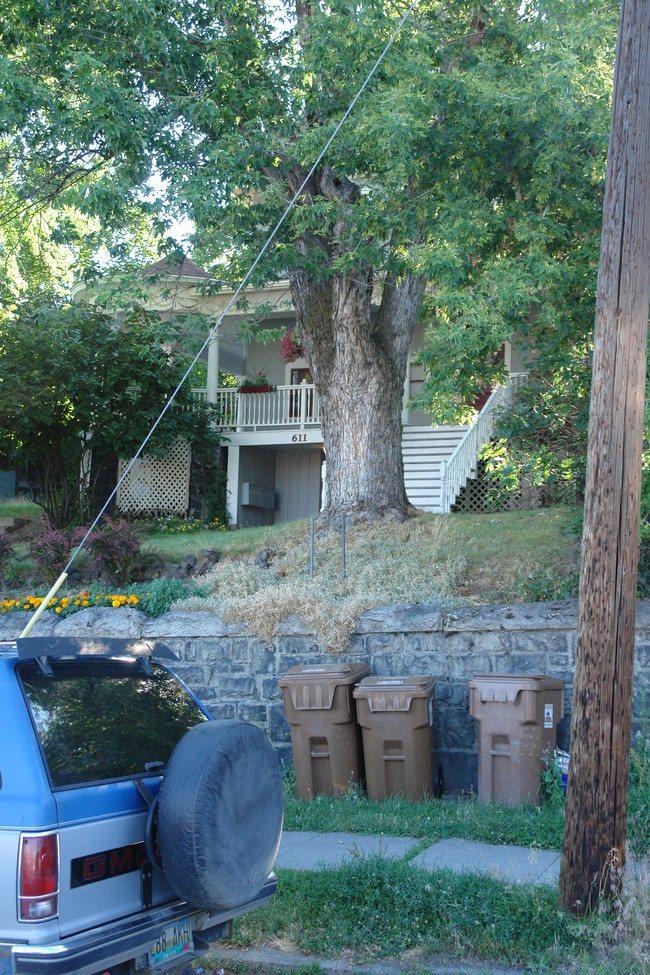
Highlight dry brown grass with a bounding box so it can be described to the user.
[173,507,580,650]
[613,858,650,971]
[175,514,464,651]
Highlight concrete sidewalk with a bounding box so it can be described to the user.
[207,945,527,975]
[275,829,562,886]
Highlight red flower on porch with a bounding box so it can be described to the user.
[239,371,272,392]
[281,330,303,363]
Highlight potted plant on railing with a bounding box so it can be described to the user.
[239,371,273,393]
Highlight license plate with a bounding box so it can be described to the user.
[148,917,193,968]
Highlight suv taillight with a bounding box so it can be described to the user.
[18,832,59,921]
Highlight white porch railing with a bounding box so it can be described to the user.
[191,382,320,432]
[439,373,528,514]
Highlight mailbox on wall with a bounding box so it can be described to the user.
[241,482,276,510]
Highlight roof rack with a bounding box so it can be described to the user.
[16,637,177,677]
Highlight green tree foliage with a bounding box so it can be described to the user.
[412,2,616,404]
[407,2,620,502]
[0,161,89,312]
[0,0,620,518]
[0,135,161,319]
[0,303,220,526]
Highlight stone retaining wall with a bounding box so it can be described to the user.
[2,600,649,792]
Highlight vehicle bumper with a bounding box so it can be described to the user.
[4,876,276,975]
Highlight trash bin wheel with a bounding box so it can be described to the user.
[157,720,283,910]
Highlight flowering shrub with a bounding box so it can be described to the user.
[0,531,17,585]
[281,330,303,363]
[0,579,204,619]
[0,590,140,616]
[28,520,78,584]
[239,371,272,390]
[85,516,147,586]
[152,516,227,533]
[27,516,151,586]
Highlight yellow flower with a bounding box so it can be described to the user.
[55,607,62,614]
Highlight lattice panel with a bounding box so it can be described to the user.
[452,459,541,514]
[117,439,191,517]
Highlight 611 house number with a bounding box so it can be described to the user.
[292,434,307,443]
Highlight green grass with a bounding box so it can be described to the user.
[0,504,582,653]
[0,499,42,520]
[283,777,567,851]
[144,516,311,563]
[450,507,580,602]
[628,728,650,857]
[281,759,650,858]
[254,770,649,972]
[228,858,635,970]
[139,506,578,575]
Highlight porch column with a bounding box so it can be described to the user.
[226,445,240,526]
[207,334,220,403]
[299,379,308,430]
[401,358,411,425]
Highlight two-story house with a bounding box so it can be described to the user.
[85,257,529,526]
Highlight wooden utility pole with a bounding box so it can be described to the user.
[558,0,650,916]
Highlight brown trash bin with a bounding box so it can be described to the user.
[353,675,440,800]
[468,674,565,805]
[278,662,369,799]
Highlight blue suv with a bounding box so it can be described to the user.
[0,636,283,975]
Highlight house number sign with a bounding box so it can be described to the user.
[291,433,307,443]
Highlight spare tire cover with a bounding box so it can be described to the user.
[157,719,283,910]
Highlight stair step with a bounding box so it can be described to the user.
[401,424,469,513]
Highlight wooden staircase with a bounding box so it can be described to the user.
[402,425,469,513]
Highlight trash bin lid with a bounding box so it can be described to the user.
[278,662,370,711]
[467,674,565,703]
[353,675,435,711]
[278,662,370,686]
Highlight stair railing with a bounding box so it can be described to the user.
[439,373,528,514]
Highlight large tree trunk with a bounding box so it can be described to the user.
[285,162,426,524]
[289,264,425,524]
[558,0,650,916]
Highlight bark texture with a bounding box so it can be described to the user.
[282,0,427,525]
[558,0,650,915]
[290,264,425,524]
[287,163,426,524]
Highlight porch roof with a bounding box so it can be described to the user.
[143,256,211,279]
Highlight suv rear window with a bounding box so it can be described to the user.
[19,659,208,787]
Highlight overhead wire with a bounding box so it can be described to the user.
[20,0,419,637]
